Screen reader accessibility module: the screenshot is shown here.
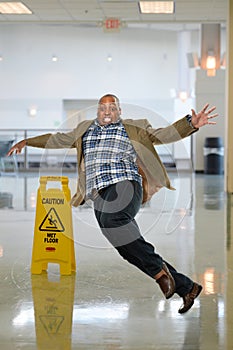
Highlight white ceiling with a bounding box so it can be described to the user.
[0,0,228,31]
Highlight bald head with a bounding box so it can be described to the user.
[98,94,120,106]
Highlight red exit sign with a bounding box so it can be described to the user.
[104,18,121,32]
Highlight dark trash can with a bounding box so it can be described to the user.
[204,137,224,174]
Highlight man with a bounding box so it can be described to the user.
[8,94,217,313]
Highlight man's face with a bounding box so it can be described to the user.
[97,95,121,126]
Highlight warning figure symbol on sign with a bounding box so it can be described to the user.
[39,208,65,232]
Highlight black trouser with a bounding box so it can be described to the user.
[94,180,193,297]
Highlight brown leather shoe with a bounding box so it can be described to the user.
[178,282,202,314]
[155,263,176,299]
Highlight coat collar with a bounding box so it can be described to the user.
[76,118,138,139]
[76,120,94,139]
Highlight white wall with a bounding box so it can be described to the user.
[0,24,187,128]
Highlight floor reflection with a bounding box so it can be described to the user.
[204,175,225,210]
[31,273,75,350]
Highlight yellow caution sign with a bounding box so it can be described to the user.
[31,176,76,275]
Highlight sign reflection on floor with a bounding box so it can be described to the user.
[31,273,75,350]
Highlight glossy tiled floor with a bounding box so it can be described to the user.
[0,171,232,350]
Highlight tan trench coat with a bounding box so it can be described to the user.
[26,116,198,206]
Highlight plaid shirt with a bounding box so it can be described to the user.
[82,119,142,198]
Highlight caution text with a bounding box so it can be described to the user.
[42,198,64,205]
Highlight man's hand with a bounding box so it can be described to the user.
[191,103,218,129]
[7,140,26,156]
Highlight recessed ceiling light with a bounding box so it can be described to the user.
[0,2,32,14]
[52,55,58,62]
[139,1,175,14]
